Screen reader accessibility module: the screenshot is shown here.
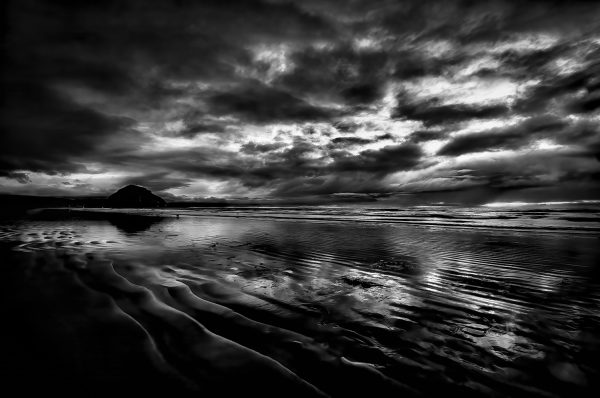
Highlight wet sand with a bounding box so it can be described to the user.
[1,209,599,396]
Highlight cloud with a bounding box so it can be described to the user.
[438,130,528,156]
[515,61,600,112]
[388,146,600,204]
[0,81,137,175]
[395,98,510,126]
[206,81,341,123]
[330,143,423,174]
[437,115,569,156]
[450,150,600,191]
[172,122,229,138]
[378,0,600,43]
[2,0,600,203]
[0,171,31,184]
[269,174,389,198]
[391,50,462,80]
[333,121,363,133]
[406,130,448,143]
[326,133,395,150]
[565,92,600,114]
[1,0,336,162]
[553,119,600,159]
[276,44,390,106]
[329,136,375,147]
[240,141,287,154]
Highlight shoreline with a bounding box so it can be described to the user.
[14,207,600,235]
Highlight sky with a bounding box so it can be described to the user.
[1,0,600,205]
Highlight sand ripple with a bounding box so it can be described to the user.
[1,215,599,396]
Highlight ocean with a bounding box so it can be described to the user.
[1,204,599,396]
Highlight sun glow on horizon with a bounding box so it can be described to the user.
[482,200,600,207]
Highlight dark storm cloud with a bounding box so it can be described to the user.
[402,148,600,205]
[327,133,394,149]
[552,119,600,160]
[488,43,571,80]
[7,0,332,83]
[515,62,600,113]
[241,141,422,189]
[406,130,449,143]
[276,44,390,106]
[239,140,406,189]
[437,115,569,156]
[565,93,600,114]
[269,175,389,198]
[171,107,239,138]
[391,51,462,80]
[0,171,31,184]
[376,0,600,43]
[330,143,423,174]
[394,98,510,126]
[0,81,136,175]
[173,122,229,138]
[100,143,310,190]
[333,121,362,133]
[451,150,599,191]
[438,130,529,157]
[241,142,287,154]
[329,137,374,147]
[206,82,341,123]
[2,0,600,202]
[1,0,335,172]
[104,147,246,179]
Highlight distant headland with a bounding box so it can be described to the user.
[0,185,236,215]
[106,185,166,208]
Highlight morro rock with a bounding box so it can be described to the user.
[106,185,166,208]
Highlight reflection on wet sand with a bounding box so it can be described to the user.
[1,211,599,396]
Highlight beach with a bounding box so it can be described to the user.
[1,207,599,396]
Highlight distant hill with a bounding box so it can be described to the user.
[106,185,166,208]
[0,186,238,219]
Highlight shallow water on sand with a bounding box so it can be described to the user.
[1,212,599,396]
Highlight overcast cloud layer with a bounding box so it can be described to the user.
[1,0,600,205]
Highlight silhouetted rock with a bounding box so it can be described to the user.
[106,185,166,208]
